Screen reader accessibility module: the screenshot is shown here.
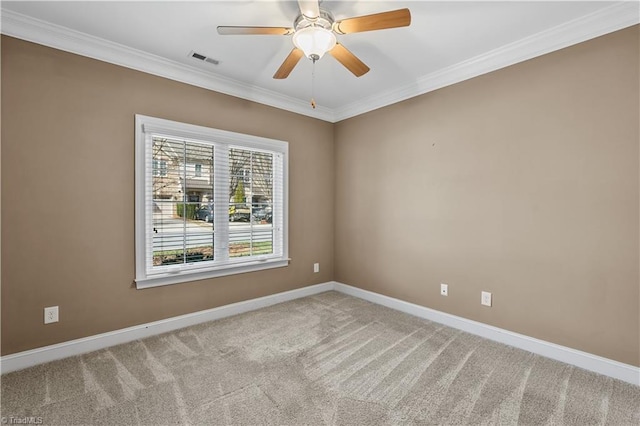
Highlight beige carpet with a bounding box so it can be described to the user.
[2,291,639,425]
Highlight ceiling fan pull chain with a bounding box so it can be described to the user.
[310,59,317,109]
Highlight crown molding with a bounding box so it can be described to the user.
[332,1,640,122]
[0,8,336,122]
[2,3,638,124]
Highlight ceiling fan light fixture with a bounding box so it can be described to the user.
[293,26,336,60]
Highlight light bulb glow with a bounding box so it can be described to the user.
[293,27,336,60]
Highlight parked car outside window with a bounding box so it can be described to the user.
[195,205,214,223]
[252,205,273,223]
[229,204,250,222]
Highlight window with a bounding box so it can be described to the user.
[135,115,288,288]
[152,159,167,177]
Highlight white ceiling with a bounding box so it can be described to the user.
[2,1,638,122]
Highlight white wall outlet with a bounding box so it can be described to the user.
[44,306,59,324]
[313,263,320,273]
[440,283,448,296]
[481,291,492,307]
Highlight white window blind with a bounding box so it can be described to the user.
[135,115,288,289]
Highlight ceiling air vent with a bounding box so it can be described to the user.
[189,51,220,66]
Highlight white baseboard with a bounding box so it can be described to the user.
[0,282,334,375]
[3,281,638,387]
[333,282,640,386]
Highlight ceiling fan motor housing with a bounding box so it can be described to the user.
[294,9,335,32]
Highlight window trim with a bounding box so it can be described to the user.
[135,115,289,289]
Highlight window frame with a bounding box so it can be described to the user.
[135,115,289,289]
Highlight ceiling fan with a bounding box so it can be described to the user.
[217,0,411,79]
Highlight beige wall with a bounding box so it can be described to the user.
[1,36,335,355]
[334,26,639,366]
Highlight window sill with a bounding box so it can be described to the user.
[135,258,289,289]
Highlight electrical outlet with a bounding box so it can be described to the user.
[481,291,492,307]
[44,306,59,324]
[313,263,319,273]
[440,283,448,296]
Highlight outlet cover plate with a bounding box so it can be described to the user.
[440,283,448,296]
[313,263,319,273]
[481,291,492,307]
[44,306,59,324]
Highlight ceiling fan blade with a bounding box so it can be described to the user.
[334,8,411,34]
[217,26,294,36]
[298,0,320,19]
[273,48,304,79]
[328,43,370,77]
